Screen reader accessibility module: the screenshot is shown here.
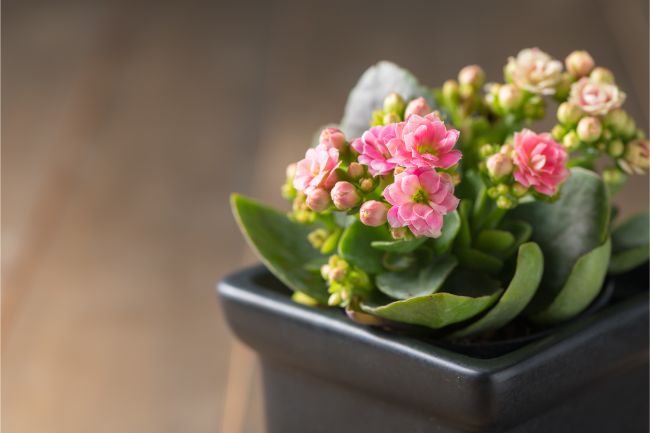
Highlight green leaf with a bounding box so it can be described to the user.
[376,255,458,300]
[432,211,461,254]
[456,201,473,249]
[530,239,611,325]
[231,194,329,302]
[338,220,391,274]
[498,220,532,259]
[509,168,610,309]
[371,237,427,253]
[451,243,543,338]
[361,288,502,330]
[456,248,504,275]
[475,229,515,255]
[340,61,434,138]
[609,211,649,274]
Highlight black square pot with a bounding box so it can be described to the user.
[218,265,649,433]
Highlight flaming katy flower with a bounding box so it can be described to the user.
[512,129,569,196]
[351,124,401,176]
[383,167,459,238]
[388,113,461,169]
[294,144,340,195]
[569,77,626,116]
[506,48,563,95]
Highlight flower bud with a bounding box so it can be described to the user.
[621,116,636,138]
[486,153,513,179]
[512,183,529,197]
[404,97,432,118]
[383,112,401,124]
[563,131,580,151]
[565,50,595,77]
[552,125,567,141]
[498,84,524,110]
[622,139,650,174]
[390,227,408,240]
[479,144,497,158]
[383,92,406,114]
[608,139,625,158]
[602,167,627,191]
[605,109,627,133]
[319,127,347,151]
[359,200,389,227]
[286,162,297,179]
[557,102,583,125]
[458,65,485,88]
[554,73,573,101]
[496,183,510,195]
[577,116,602,142]
[500,143,514,157]
[306,188,332,212]
[359,178,375,192]
[307,228,328,249]
[496,195,515,209]
[442,80,460,102]
[331,181,361,210]
[523,96,545,120]
[347,162,365,179]
[590,67,614,84]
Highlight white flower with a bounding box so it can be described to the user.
[506,48,563,95]
[569,77,626,116]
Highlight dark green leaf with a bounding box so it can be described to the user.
[371,236,427,253]
[340,61,434,138]
[456,248,504,275]
[509,168,610,310]
[530,239,611,325]
[376,255,458,299]
[361,288,502,330]
[432,211,461,254]
[498,220,532,259]
[456,201,473,249]
[451,243,543,338]
[609,211,649,274]
[609,246,650,275]
[338,220,391,274]
[231,194,329,302]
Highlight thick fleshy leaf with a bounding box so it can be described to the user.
[340,61,435,138]
[510,168,610,310]
[376,255,458,300]
[530,239,611,325]
[432,211,461,255]
[231,194,329,302]
[371,236,427,253]
[451,243,543,338]
[498,220,532,259]
[475,229,515,255]
[456,248,504,275]
[361,289,502,330]
[339,220,391,274]
[609,211,649,274]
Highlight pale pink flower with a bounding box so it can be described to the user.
[351,124,401,176]
[383,167,459,238]
[512,129,569,196]
[569,77,626,116]
[388,113,461,169]
[506,48,563,95]
[293,144,340,195]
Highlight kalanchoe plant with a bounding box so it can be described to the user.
[232,51,649,340]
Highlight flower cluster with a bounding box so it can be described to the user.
[288,94,462,243]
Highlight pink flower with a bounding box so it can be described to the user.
[512,129,569,196]
[319,127,347,151]
[293,144,340,195]
[351,124,401,176]
[569,77,626,116]
[383,167,459,238]
[388,113,461,169]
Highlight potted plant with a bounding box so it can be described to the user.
[219,49,649,433]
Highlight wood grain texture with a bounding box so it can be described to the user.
[2,1,647,432]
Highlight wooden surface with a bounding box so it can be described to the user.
[2,1,647,432]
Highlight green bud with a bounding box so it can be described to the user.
[557,102,582,125]
[562,131,581,151]
[621,116,636,138]
[590,67,615,84]
[523,96,545,120]
[602,128,613,141]
[552,125,567,141]
[328,292,342,306]
[604,109,627,133]
[442,80,460,103]
[498,84,524,110]
[459,83,475,100]
[383,92,406,115]
[458,65,485,88]
[554,72,573,101]
[479,144,497,158]
[608,139,625,157]
[496,183,510,195]
[307,228,329,249]
[496,195,515,209]
[512,183,529,197]
[487,187,499,199]
[602,167,627,193]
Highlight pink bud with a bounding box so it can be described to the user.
[331,181,361,210]
[347,162,365,179]
[359,178,375,192]
[458,65,485,87]
[565,50,594,78]
[306,188,331,212]
[404,97,432,119]
[360,201,389,227]
[319,127,347,151]
[486,153,513,179]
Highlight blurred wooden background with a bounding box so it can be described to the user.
[2,0,648,432]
